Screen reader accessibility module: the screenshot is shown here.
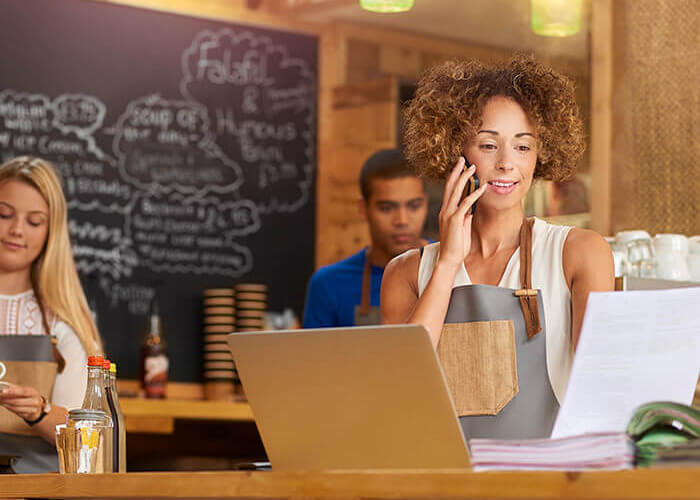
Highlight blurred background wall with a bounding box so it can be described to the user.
[101,0,699,265]
[609,0,699,235]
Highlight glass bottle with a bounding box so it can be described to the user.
[140,301,168,399]
[101,359,117,473]
[82,356,111,415]
[105,362,126,472]
[81,355,113,472]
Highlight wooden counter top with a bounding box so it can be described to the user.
[121,398,254,434]
[0,468,698,500]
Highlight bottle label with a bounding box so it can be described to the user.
[144,354,168,397]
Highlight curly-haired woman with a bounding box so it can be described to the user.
[381,56,613,439]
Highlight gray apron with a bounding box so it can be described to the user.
[0,433,58,473]
[0,335,59,473]
[438,218,559,439]
[353,248,381,326]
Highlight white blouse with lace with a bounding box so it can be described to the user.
[0,290,88,411]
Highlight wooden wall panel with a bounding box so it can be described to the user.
[316,78,398,267]
[610,0,700,235]
[590,0,613,235]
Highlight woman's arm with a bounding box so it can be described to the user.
[563,228,615,349]
[381,159,486,347]
[2,320,91,446]
[382,251,465,347]
[0,384,66,444]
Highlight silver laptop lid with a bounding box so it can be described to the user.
[228,324,470,471]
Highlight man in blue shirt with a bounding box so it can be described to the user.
[303,149,429,328]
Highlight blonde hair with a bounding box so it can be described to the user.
[0,156,102,356]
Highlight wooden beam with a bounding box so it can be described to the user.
[590,0,613,236]
[316,25,348,268]
[96,0,322,35]
[335,21,587,79]
[268,0,357,16]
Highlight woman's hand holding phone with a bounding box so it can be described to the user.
[438,156,486,269]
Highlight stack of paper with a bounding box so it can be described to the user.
[466,288,700,472]
[468,432,635,471]
[552,288,700,439]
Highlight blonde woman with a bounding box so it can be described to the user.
[0,156,101,473]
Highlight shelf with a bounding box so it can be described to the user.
[121,398,254,434]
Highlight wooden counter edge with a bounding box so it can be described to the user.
[1,469,699,500]
[120,398,254,422]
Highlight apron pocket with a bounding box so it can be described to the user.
[0,361,57,436]
[437,320,518,416]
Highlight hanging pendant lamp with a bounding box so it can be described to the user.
[360,0,414,13]
[530,0,583,37]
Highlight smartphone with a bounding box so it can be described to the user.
[460,155,479,214]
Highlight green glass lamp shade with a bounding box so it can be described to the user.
[360,0,414,13]
[530,0,583,37]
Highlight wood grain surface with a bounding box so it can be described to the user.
[0,468,698,500]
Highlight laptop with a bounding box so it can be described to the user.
[227,324,471,471]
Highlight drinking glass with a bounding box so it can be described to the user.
[625,238,656,278]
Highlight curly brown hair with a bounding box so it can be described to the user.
[402,55,585,181]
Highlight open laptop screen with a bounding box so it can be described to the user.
[228,324,470,471]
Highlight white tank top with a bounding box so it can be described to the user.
[0,290,89,411]
[417,217,573,403]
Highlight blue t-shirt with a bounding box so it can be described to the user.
[302,248,383,328]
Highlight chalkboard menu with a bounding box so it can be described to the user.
[0,0,317,381]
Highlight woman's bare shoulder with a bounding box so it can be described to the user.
[381,248,424,322]
[563,227,613,281]
[385,248,421,275]
[564,227,610,255]
[383,248,423,292]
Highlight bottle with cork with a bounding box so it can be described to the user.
[140,300,168,398]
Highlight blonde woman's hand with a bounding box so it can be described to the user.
[438,157,486,269]
[0,382,45,422]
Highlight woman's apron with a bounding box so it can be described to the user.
[437,218,559,439]
[0,335,59,473]
[354,248,381,326]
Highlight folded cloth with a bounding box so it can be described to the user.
[627,401,700,467]
[626,401,700,439]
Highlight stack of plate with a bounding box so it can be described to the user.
[235,283,268,332]
[202,288,236,399]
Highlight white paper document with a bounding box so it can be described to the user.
[552,287,700,438]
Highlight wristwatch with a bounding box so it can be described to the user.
[24,396,51,426]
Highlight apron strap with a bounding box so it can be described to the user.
[359,247,372,315]
[32,284,66,373]
[516,218,542,339]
